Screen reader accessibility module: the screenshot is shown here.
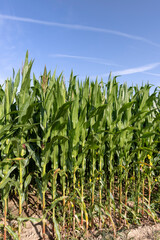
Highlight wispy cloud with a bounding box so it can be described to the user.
[50,54,120,66]
[144,72,160,77]
[113,63,160,76]
[0,14,160,47]
[90,62,160,79]
[0,18,4,26]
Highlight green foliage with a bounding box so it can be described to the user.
[0,52,159,239]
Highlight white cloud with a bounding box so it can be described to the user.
[0,14,160,47]
[90,62,160,79]
[144,72,160,77]
[113,63,160,76]
[50,54,120,66]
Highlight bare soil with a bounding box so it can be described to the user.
[1,220,159,240]
[0,195,160,240]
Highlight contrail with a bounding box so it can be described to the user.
[90,62,160,78]
[50,54,120,66]
[113,62,160,76]
[144,72,160,77]
[0,14,160,47]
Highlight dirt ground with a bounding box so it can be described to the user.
[1,218,160,240]
[116,224,160,240]
[10,222,160,240]
[0,196,160,240]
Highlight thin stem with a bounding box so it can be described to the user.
[99,155,103,229]
[81,182,84,226]
[142,178,144,216]
[119,158,123,220]
[73,168,76,232]
[18,195,22,240]
[52,175,56,236]
[18,159,23,240]
[81,149,85,227]
[62,174,66,228]
[136,150,141,214]
[119,181,122,219]
[4,198,7,240]
[91,150,95,228]
[109,151,113,216]
[42,164,46,240]
[148,178,151,211]
[124,172,128,225]
[42,191,46,239]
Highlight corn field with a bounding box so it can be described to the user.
[0,51,160,239]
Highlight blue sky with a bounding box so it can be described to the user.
[0,0,160,89]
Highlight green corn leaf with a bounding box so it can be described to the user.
[3,183,10,199]
[118,101,135,115]
[55,101,72,120]
[21,102,40,123]
[140,132,157,138]
[48,196,68,212]
[0,166,16,189]
[24,174,32,189]
[35,177,43,201]
[17,217,41,223]
[53,218,61,240]
[11,69,20,104]
[6,225,18,240]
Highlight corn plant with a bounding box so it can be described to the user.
[0,52,159,239]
